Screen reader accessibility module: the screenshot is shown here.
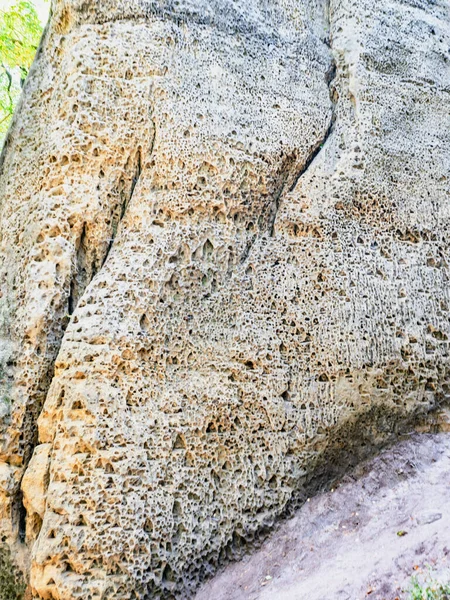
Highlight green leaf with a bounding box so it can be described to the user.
[0,1,46,143]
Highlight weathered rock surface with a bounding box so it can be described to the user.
[0,0,449,598]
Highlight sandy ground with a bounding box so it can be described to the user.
[195,432,450,600]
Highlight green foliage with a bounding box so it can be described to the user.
[0,1,45,143]
[408,575,450,600]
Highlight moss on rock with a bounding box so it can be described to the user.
[0,545,26,600]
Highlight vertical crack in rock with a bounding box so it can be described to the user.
[68,222,88,316]
[268,0,337,238]
[268,60,337,237]
[13,150,145,549]
[17,140,150,546]
[69,116,154,313]
[267,166,294,237]
[102,147,143,267]
[288,62,337,195]
[69,144,146,318]
[0,11,161,581]
[17,491,26,544]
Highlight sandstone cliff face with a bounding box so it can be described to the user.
[0,0,449,598]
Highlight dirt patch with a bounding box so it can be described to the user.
[195,431,450,600]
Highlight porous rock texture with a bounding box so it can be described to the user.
[0,0,449,598]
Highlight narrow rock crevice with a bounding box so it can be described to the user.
[287,110,335,197]
[268,166,295,237]
[68,222,88,316]
[289,65,337,193]
[13,150,146,549]
[102,146,143,267]
[268,57,337,238]
[16,145,148,549]
[68,145,145,322]
[240,50,337,260]
[266,0,337,237]
[17,492,26,544]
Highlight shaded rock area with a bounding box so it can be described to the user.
[0,545,27,600]
[196,428,450,600]
[0,0,449,598]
